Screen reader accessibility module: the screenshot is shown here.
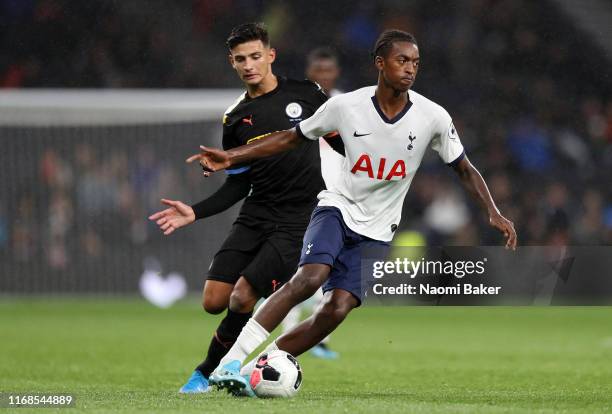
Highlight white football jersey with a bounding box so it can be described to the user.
[297,86,465,241]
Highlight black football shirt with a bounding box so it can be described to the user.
[221,76,328,229]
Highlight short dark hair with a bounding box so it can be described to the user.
[372,30,418,58]
[226,22,270,50]
[307,47,339,66]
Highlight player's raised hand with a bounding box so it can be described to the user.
[489,212,517,250]
[186,145,231,177]
[148,199,195,235]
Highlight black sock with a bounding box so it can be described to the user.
[195,309,252,378]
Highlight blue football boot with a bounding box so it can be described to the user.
[310,343,339,360]
[210,360,256,397]
[179,370,210,394]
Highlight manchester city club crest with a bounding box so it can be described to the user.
[285,102,303,118]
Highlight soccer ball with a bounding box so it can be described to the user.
[249,350,302,398]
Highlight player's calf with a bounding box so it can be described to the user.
[254,264,330,332]
[276,289,356,356]
[312,290,356,331]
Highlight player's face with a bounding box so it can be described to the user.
[306,59,340,94]
[229,40,276,86]
[377,41,420,92]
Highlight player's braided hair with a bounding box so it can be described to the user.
[227,22,270,50]
[372,30,418,59]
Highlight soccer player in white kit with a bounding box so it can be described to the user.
[190,30,517,395]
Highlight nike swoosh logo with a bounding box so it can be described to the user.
[353,131,371,137]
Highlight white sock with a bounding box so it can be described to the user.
[218,318,269,368]
[240,341,279,376]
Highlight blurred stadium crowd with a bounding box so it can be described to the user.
[1,0,612,273]
[1,122,216,289]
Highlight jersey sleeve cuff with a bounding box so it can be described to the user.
[191,201,207,220]
[226,166,250,175]
[295,123,315,141]
[446,151,465,167]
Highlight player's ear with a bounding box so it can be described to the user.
[228,53,236,69]
[374,55,384,71]
[267,47,276,63]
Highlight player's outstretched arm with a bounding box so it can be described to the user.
[148,199,195,236]
[186,129,300,175]
[452,157,517,250]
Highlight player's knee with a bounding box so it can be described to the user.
[229,285,258,313]
[202,296,226,314]
[202,281,232,314]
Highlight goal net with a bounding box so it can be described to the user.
[0,89,243,294]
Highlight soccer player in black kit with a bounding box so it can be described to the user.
[149,23,343,393]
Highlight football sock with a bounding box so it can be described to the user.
[196,309,252,377]
[218,318,270,368]
[240,341,279,377]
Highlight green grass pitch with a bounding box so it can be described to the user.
[1,298,611,413]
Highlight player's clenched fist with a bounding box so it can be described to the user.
[148,199,195,235]
[186,145,231,176]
